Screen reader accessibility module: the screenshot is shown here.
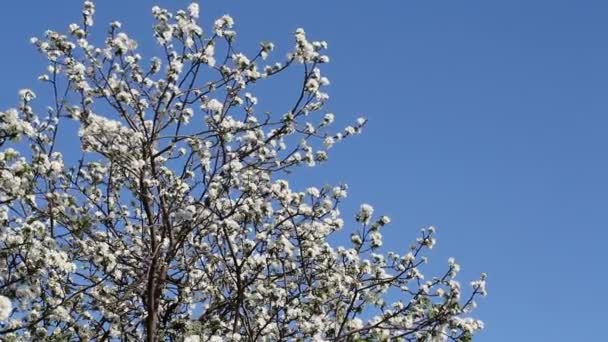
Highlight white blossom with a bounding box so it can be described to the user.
[203,43,216,66]
[0,296,11,321]
[112,32,138,53]
[380,215,391,225]
[214,14,235,37]
[203,98,223,113]
[357,203,374,224]
[187,3,200,19]
[83,0,95,26]
[18,89,36,102]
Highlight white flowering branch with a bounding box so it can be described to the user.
[0,2,485,341]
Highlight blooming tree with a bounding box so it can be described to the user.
[0,1,486,341]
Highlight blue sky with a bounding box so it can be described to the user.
[1,1,607,340]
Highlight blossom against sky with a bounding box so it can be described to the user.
[1,1,607,340]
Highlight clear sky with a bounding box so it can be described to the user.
[1,1,607,340]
